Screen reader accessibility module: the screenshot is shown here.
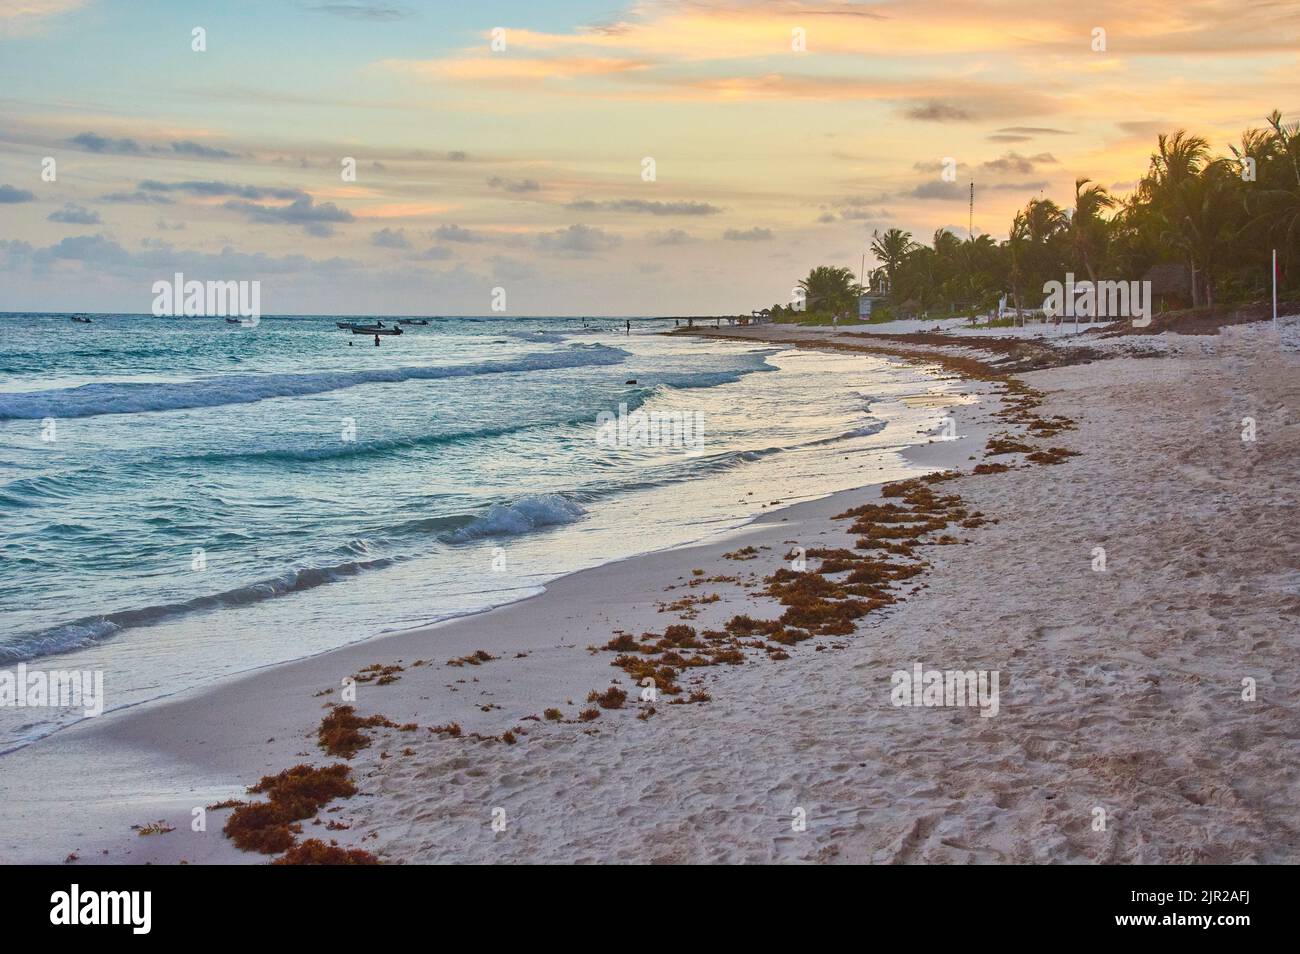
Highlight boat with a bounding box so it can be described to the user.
[336,321,356,329]
[351,324,402,336]
[225,317,242,324]
[397,319,429,326]
[70,315,92,324]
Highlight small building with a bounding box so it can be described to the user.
[1143,263,1193,311]
[858,293,888,319]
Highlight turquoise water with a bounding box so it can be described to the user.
[0,313,957,748]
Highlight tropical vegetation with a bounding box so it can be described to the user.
[769,112,1298,322]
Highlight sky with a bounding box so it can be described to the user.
[1,0,1298,316]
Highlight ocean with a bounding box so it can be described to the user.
[0,313,958,749]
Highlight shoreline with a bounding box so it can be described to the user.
[0,337,921,753]
[4,316,1295,864]
[0,340,990,864]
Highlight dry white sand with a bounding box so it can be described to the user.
[3,318,1296,864]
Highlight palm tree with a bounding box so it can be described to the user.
[870,228,915,292]
[1006,198,1069,313]
[1071,177,1116,283]
[1248,111,1300,278]
[932,228,962,258]
[932,229,963,311]
[1137,132,1230,307]
[797,265,861,318]
[1022,198,1067,244]
[1158,159,1238,307]
[1006,211,1030,315]
[1229,124,1275,180]
[810,111,1296,325]
[1141,130,1212,198]
[894,245,939,313]
[959,233,1002,313]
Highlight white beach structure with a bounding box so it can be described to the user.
[858,292,888,319]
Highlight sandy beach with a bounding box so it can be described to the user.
[3,315,1295,865]
[7,0,1300,888]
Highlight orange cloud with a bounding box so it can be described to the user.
[429,0,1299,67]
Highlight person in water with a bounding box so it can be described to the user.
[625,320,630,334]
[374,333,380,346]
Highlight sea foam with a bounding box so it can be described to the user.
[0,344,626,419]
[442,493,588,542]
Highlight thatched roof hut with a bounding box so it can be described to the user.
[1143,263,1193,310]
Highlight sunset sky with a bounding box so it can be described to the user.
[2,0,1297,315]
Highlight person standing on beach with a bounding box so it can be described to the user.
[625,320,630,335]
